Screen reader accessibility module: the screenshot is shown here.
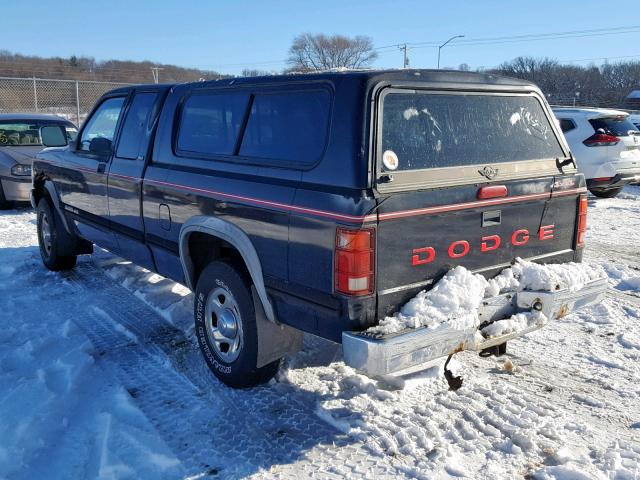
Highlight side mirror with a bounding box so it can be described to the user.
[89,137,112,156]
[40,125,68,147]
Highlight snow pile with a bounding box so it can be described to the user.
[369,259,606,335]
[369,266,488,334]
[487,258,606,295]
[481,311,547,338]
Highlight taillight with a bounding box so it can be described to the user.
[583,133,619,147]
[335,227,375,296]
[577,195,588,247]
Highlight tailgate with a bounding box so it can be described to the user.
[373,87,581,317]
[376,177,583,316]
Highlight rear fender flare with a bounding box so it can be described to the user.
[179,216,276,323]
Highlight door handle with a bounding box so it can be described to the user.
[97,163,106,174]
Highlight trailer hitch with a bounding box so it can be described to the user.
[479,342,507,358]
[443,354,463,391]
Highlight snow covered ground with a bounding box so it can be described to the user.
[1,187,639,479]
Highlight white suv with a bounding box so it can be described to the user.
[627,113,640,130]
[553,107,640,197]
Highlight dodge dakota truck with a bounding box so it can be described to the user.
[32,70,607,388]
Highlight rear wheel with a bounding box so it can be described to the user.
[194,261,280,388]
[37,198,77,271]
[589,187,622,198]
[0,184,12,210]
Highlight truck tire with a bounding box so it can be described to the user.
[589,187,622,198]
[36,198,77,271]
[194,261,280,388]
[0,184,12,210]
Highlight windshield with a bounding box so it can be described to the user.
[0,121,77,146]
[380,93,564,172]
[589,117,639,137]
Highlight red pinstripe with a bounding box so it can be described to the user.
[46,161,587,224]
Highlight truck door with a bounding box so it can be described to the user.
[56,94,126,251]
[107,89,164,270]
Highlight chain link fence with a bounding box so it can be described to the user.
[1,76,637,128]
[544,92,633,110]
[0,77,130,126]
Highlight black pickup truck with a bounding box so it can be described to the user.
[32,70,606,388]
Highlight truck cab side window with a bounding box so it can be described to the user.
[116,93,158,160]
[79,97,125,157]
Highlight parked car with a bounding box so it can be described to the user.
[0,113,77,209]
[32,70,606,388]
[628,114,640,185]
[627,112,640,130]
[553,107,640,197]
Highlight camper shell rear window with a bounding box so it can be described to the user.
[380,91,564,172]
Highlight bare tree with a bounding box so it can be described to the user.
[495,57,560,83]
[287,33,378,72]
[488,56,640,108]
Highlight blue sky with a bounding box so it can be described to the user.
[2,0,639,75]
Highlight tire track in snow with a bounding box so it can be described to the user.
[466,349,637,433]
[61,273,261,478]
[61,262,406,479]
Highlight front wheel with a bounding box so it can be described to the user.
[37,198,77,271]
[589,187,623,198]
[194,261,280,388]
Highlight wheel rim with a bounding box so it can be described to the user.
[204,285,243,363]
[41,213,52,256]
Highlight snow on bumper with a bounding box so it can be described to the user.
[342,277,608,376]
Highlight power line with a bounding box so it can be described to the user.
[187,24,640,69]
[401,25,640,49]
[2,24,640,75]
[346,25,640,70]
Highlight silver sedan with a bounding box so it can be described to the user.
[0,113,77,209]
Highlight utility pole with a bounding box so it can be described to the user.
[398,44,409,69]
[151,66,164,84]
[437,35,465,69]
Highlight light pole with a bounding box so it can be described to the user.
[151,66,164,84]
[437,35,464,69]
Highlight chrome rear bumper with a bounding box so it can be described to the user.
[342,277,608,376]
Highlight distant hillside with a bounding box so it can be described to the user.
[0,51,230,83]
